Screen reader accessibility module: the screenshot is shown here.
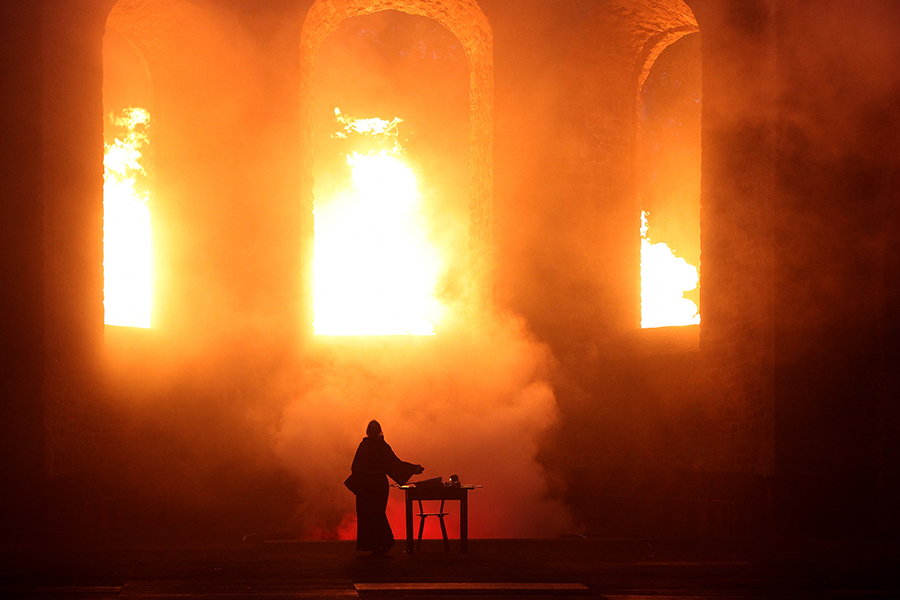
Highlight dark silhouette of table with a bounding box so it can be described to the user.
[401,484,476,553]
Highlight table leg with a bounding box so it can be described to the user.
[460,492,468,553]
[405,490,414,553]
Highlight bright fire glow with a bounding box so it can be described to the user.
[103,107,152,328]
[641,211,700,328]
[313,109,443,335]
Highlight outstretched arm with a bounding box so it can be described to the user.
[383,443,424,485]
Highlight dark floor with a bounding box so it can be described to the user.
[1,538,899,599]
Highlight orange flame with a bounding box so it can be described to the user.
[103,107,152,328]
[313,109,444,335]
[640,211,700,328]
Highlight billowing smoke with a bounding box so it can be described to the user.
[275,312,572,539]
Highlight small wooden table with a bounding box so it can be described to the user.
[401,484,475,553]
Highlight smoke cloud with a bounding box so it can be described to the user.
[275,312,572,539]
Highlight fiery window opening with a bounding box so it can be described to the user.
[638,29,701,330]
[640,211,700,328]
[103,106,152,328]
[299,1,494,335]
[313,109,446,336]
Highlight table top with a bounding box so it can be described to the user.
[399,484,478,489]
[400,484,478,500]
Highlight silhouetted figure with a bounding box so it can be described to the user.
[347,420,423,555]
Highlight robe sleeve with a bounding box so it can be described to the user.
[382,442,419,486]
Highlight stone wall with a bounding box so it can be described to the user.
[1,4,47,541]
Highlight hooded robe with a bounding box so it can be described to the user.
[349,436,419,551]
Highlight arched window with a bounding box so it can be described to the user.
[102,21,153,328]
[299,0,493,336]
[638,30,701,329]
